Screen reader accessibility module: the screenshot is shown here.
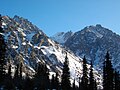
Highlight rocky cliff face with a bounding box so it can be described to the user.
[64,24,120,71]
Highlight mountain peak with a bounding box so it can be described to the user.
[51,31,74,44]
[64,25,120,71]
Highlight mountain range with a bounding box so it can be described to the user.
[3,15,120,89]
[52,24,120,72]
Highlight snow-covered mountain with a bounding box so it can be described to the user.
[2,15,102,88]
[50,31,74,44]
[56,24,120,71]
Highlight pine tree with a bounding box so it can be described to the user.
[8,64,12,78]
[61,53,71,90]
[103,51,114,90]
[14,64,19,89]
[0,14,6,87]
[89,61,97,90]
[19,63,23,90]
[72,79,76,90]
[14,64,23,90]
[44,64,50,89]
[23,76,34,90]
[81,56,88,90]
[54,72,59,90]
[34,63,44,90]
[51,74,55,89]
[78,77,81,90]
[4,64,15,90]
[20,63,23,79]
[34,63,50,90]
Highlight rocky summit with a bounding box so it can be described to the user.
[53,24,120,71]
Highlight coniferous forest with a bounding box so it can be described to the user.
[0,14,120,90]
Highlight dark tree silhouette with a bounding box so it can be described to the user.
[20,63,23,79]
[51,74,55,89]
[13,63,23,90]
[4,64,15,90]
[78,77,81,90]
[103,51,114,90]
[54,72,60,90]
[89,61,97,90]
[61,53,71,90]
[23,76,34,90]
[72,79,76,90]
[8,64,12,78]
[34,63,50,90]
[81,56,89,90]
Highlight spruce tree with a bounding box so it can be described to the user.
[14,64,23,90]
[18,63,23,90]
[54,72,59,90]
[51,74,55,89]
[81,56,88,90]
[78,77,81,90]
[8,64,12,78]
[4,64,15,90]
[34,63,44,90]
[89,61,97,90]
[103,51,114,90]
[61,53,71,90]
[23,76,34,90]
[44,64,50,89]
[20,63,23,79]
[72,79,76,90]
[34,63,50,90]
[0,14,6,87]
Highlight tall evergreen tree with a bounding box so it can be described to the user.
[81,56,89,90]
[54,72,59,90]
[23,76,34,90]
[89,61,97,90]
[103,51,114,90]
[78,77,81,90]
[34,63,50,90]
[61,53,71,90]
[4,64,15,90]
[19,63,23,79]
[8,64,12,78]
[19,63,23,90]
[14,64,23,90]
[72,79,76,90]
[0,14,6,87]
[51,74,55,89]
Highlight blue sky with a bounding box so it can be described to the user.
[1,0,120,36]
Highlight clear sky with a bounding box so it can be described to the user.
[1,0,120,36]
